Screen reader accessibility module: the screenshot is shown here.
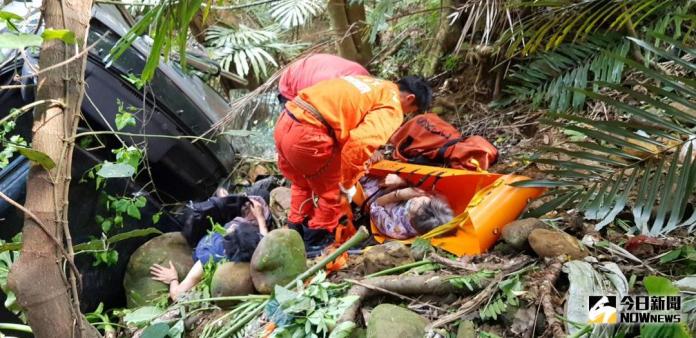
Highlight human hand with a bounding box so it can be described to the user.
[150,261,178,284]
[339,185,357,202]
[380,174,406,189]
[399,187,426,199]
[368,150,384,165]
[249,199,265,220]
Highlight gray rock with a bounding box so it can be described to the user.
[363,242,414,275]
[528,229,588,260]
[367,304,428,338]
[501,218,548,249]
[123,232,194,307]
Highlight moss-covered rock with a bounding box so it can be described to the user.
[210,262,255,307]
[123,232,194,307]
[367,304,428,338]
[250,229,306,294]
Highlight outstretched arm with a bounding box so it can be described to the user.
[150,260,204,301]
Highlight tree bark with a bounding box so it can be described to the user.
[327,0,370,65]
[7,1,97,337]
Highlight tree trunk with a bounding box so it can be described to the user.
[327,0,370,65]
[345,1,372,65]
[7,1,97,337]
[421,0,460,77]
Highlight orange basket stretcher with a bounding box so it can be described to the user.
[353,160,545,256]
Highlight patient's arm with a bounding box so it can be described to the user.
[150,260,204,301]
[375,187,425,206]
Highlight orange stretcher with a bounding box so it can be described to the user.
[353,160,544,256]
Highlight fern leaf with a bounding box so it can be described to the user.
[525,37,696,235]
[499,34,629,112]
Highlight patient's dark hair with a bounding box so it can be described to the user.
[409,196,453,234]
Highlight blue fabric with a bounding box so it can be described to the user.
[193,232,227,264]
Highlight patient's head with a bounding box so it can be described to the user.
[406,195,454,234]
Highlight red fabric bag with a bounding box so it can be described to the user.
[389,113,498,170]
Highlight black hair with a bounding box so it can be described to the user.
[396,76,433,113]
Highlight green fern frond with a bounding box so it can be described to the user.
[519,37,696,235]
[497,34,629,112]
[480,297,508,321]
[449,270,496,291]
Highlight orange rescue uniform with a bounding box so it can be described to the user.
[274,76,404,231]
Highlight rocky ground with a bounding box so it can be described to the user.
[112,73,696,338]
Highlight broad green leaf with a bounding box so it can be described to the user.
[0,33,42,49]
[96,162,135,178]
[643,276,680,295]
[328,321,355,338]
[115,112,136,130]
[107,227,161,244]
[123,306,164,326]
[41,29,76,45]
[168,319,184,338]
[126,204,141,220]
[73,227,162,252]
[152,212,162,224]
[0,11,22,21]
[140,322,169,338]
[17,146,56,170]
[659,248,683,263]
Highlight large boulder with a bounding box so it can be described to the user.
[269,187,291,223]
[123,232,194,307]
[250,229,306,294]
[210,262,255,307]
[528,229,588,260]
[362,242,414,275]
[501,218,548,249]
[367,304,428,338]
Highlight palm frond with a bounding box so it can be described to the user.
[519,37,696,235]
[503,0,676,56]
[206,25,302,79]
[495,34,629,112]
[268,0,325,29]
[448,0,519,53]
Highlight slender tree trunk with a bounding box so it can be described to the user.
[7,1,97,337]
[421,0,461,77]
[327,0,370,65]
[345,1,372,65]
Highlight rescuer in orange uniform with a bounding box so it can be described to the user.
[274,75,432,246]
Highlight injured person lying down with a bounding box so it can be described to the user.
[360,173,454,239]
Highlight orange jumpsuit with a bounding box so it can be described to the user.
[274,76,404,231]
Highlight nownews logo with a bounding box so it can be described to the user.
[588,295,682,324]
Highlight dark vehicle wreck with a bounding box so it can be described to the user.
[0,3,243,316]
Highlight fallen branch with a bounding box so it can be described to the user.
[539,258,565,338]
[427,275,504,330]
[429,253,533,273]
[345,279,445,311]
[338,273,476,325]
